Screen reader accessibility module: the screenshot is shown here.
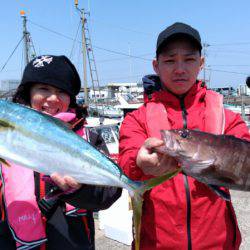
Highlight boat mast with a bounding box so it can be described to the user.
[20,10,30,65]
[74,0,88,105]
[20,10,36,65]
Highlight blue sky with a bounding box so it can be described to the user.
[1,0,250,89]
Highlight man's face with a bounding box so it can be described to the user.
[153,39,204,96]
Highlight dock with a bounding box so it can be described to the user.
[224,95,250,106]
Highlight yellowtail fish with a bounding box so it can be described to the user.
[0,100,179,250]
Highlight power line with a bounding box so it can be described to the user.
[0,35,24,73]
[209,42,250,46]
[206,68,249,75]
[69,19,81,59]
[209,64,250,67]
[88,18,152,36]
[29,20,75,42]
[22,20,250,79]
[93,45,151,61]
[208,48,250,56]
[98,67,248,84]
[28,19,151,61]
[99,73,145,82]
[97,53,153,63]
[0,68,20,72]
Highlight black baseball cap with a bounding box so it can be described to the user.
[156,22,202,56]
[20,55,81,97]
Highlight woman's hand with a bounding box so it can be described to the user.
[50,114,82,191]
[136,137,179,176]
[50,173,82,191]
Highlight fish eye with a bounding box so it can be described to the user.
[180,130,189,138]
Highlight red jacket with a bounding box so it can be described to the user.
[118,80,250,250]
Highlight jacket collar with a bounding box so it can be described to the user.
[143,76,206,110]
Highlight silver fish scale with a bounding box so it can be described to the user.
[0,100,134,192]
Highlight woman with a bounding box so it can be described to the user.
[0,55,121,250]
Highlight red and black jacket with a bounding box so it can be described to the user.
[119,76,250,250]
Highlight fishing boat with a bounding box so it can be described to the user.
[88,104,123,118]
[224,104,250,128]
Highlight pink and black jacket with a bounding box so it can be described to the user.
[0,112,121,250]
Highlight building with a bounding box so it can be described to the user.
[0,79,20,92]
[210,87,237,97]
[238,84,250,96]
[0,79,20,99]
[107,82,143,99]
[89,88,109,100]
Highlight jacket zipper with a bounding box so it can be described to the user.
[180,97,192,250]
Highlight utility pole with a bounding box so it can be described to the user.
[74,0,88,105]
[202,43,210,87]
[20,10,30,65]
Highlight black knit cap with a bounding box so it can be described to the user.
[156,22,202,56]
[20,55,81,97]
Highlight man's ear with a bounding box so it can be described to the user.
[152,59,159,74]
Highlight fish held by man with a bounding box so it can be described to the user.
[158,129,250,193]
[0,100,179,250]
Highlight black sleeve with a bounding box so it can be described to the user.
[88,130,109,154]
[61,185,122,210]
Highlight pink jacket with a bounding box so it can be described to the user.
[0,112,86,249]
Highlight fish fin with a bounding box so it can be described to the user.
[190,159,214,168]
[208,184,231,201]
[131,169,180,250]
[140,169,180,193]
[0,158,11,167]
[181,159,215,174]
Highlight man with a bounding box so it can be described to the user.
[118,22,250,250]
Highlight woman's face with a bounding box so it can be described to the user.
[30,83,71,116]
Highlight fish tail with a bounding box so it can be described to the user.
[131,192,143,250]
[131,169,180,250]
[0,158,11,167]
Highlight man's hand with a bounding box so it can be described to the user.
[136,137,179,176]
[50,173,81,191]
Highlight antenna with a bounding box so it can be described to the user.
[20,10,36,65]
